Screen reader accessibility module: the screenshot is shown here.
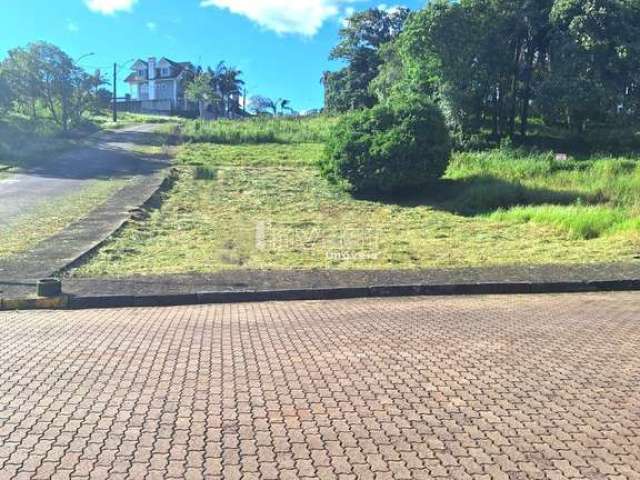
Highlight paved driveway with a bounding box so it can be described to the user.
[0,124,166,228]
[0,293,638,479]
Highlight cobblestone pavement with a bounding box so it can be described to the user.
[0,293,639,480]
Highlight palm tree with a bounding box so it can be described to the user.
[208,62,226,118]
[277,98,294,116]
[219,66,245,118]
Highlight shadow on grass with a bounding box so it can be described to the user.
[353,175,591,216]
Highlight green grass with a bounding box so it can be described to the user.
[177,142,324,167]
[91,112,179,131]
[0,112,82,170]
[445,148,640,239]
[180,116,337,144]
[490,205,637,240]
[73,134,640,276]
[0,178,128,259]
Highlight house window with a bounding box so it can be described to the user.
[161,68,170,77]
[138,69,146,78]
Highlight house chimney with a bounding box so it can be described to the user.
[148,57,157,80]
[148,57,157,101]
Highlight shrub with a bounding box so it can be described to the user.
[321,98,451,193]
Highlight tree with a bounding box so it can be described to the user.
[73,68,109,120]
[538,0,640,132]
[185,72,218,119]
[249,95,277,116]
[374,0,559,140]
[0,67,12,113]
[2,42,102,131]
[219,66,244,118]
[323,6,410,112]
[370,0,640,140]
[94,88,113,111]
[2,44,44,119]
[277,98,294,116]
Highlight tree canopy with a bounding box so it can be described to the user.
[1,42,106,130]
[323,7,410,113]
[325,0,640,140]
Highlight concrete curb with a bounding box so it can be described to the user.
[1,279,639,311]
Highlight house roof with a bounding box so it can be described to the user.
[126,58,194,84]
[124,72,146,83]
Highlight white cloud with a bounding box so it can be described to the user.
[85,0,138,15]
[67,19,80,32]
[146,21,157,31]
[200,0,360,36]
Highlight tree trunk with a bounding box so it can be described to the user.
[520,46,535,138]
[492,86,500,138]
[509,40,523,137]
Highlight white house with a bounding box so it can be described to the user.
[125,57,196,114]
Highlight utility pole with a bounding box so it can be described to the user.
[112,63,118,122]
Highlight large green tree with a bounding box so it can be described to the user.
[2,42,104,130]
[323,7,410,113]
[372,0,640,140]
[538,0,640,132]
[379,0,555,139]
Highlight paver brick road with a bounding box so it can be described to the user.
[0,293,639,479]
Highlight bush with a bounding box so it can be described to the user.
[321,98,451,193]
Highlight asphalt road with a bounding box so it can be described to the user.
[0,124,166,228]
[0,292,638,479]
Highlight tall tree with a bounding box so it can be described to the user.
[378,0,556,139]
[219,66,245,118]
[538,0,640,132]
[323,6,410,112]
[2,42,101,131]
[0,67,12,113]
[2,44,44,119]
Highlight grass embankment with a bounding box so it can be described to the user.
[0,112,83,171]
[74,117,640,277]
[0,179,128,259]
[0,111,173,171]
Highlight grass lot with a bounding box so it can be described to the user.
[74,118,640,276]
[0,178,128,259]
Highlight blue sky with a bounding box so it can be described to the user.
[1,0,423,111]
